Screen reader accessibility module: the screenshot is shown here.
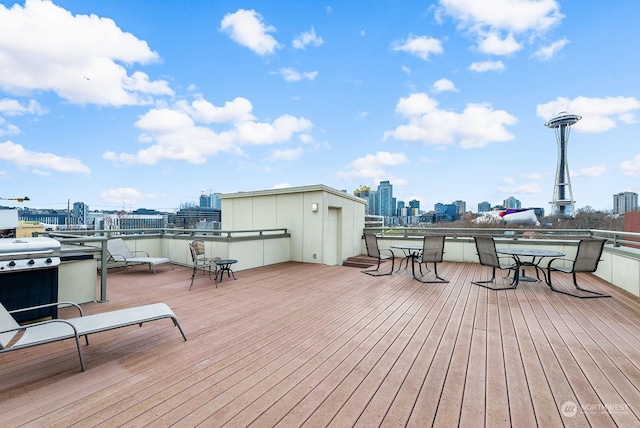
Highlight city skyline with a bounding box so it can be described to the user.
[1,1,639,212]
[14,187,637,218]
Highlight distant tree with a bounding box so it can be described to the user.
[543,209,623,231]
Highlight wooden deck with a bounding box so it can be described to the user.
[1,261,639,427]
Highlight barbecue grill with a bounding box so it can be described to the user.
[0,237,61,322]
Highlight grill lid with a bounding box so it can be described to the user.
[0,237,61,260]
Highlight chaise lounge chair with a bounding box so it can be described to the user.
[0,301,187,371]
[107,238,173,274]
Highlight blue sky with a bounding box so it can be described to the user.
[1,0,639,213]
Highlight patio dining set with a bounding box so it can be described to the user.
[362,232,610,299]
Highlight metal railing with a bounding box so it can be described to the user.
[361,226,639,244]
[35,227,289,239]
[34,228,291,302]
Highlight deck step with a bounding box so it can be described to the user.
[343,255,385,268]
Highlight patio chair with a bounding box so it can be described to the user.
[107,238,173,274]
[362,233,395,276]
[546,238,611,298]
[189,239,220,291]
[411,235,448,283]
[471,236,517,290]
[1,301,187,372]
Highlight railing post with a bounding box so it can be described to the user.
[100,239,108,302]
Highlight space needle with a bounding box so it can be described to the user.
[545,111,581,217]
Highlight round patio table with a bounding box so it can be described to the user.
[215,259,237,283]
[390,243,423,272]
[496,248,564,286]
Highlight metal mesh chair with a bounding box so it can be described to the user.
[362,233,395,276]
[189,240,219,291]
[471,236,516,290]
[546,239,610,298]
[411,235,448,283]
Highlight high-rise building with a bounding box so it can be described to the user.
[72,202,88,225]
[613,191,638,214]
[478,201,491,213]
[434,203,459,222]
[200,193,221,209]
[452,200,466,214]
[354,185,376,215]
[377,181,395,217]
[409,199,420,212]
[503,196,521,210]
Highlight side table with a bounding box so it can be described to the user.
[215,259,237,283]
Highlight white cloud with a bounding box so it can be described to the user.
[521,172,544,180]
[272,182,292,189]
[395,93,439,117]
[337,151,409,180]
[0,0,172,106]
[100,187,145,205]
[233,115,313,145]
[432,78,458,93]
[402,65,411,74]
[220,9,280,56]
[618,113,637,125]
[536,96,640,133]
[0,99,46,116]
[440,0,563,32]
[273,68,318,82]
[266,148,304,161]
[0,119,20,137]
[477,32,522,55]
[438,0,564,54]
[499,176,543,195]
[292,27,324,49]
[385,92,517,148]
[469,60,505,72]
[393,35,443,60]
[0,140,90,174]
[298,134,313,143]
[0,115,19,136]
[571,166,607,178]
[620,154,640,177]
[103,96,313,165]
[498,182,543,194]
[175,96,255,123]
[532,38,569,61]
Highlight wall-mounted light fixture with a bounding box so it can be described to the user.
[311,202,318,212]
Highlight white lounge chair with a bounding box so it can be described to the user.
[107,238,173,274]
[0,301,187,371]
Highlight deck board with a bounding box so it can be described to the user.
[1,261,640,427]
